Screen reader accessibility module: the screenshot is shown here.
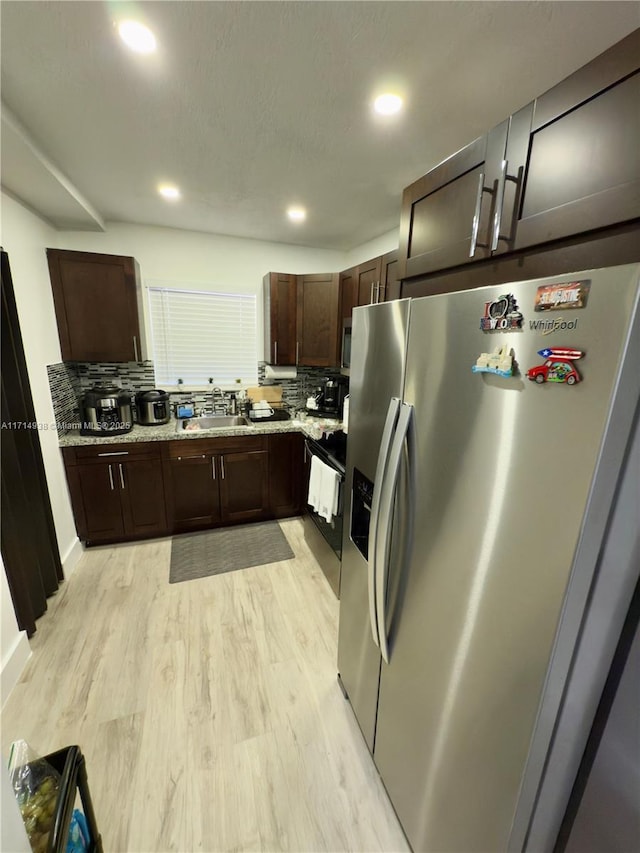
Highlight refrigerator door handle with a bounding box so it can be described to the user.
[368,396,402,646]
[376,402,414,664]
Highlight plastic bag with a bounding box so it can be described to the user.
[8,739,60,853]
[66,809,90,853]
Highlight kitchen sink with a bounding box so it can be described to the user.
[177,415,250,432]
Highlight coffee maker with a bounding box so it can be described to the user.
[320,376,349,417]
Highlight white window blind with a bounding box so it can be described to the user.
[148,286,258,386]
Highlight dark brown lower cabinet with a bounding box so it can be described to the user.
[69,462,126,541]
[120,458,169,537]
[267,433,304,518]
[163,435,271,533]
[63,443,167,544]
[220,450,268,522]
[64,432,306,544]
[165,453,221,531]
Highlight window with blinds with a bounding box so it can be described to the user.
[147,286,258,386]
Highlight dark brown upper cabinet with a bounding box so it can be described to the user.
[263,272,297,365]
[340,251,400,322]
[355,256,384,307]
[340,265,358,322]
[379,250,401,302]
[398,120,509,280]
[296,273,341,367]
[497,32,640,254]
[47,249,146,362]
[399,29,640,281]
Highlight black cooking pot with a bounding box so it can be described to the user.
[135,389,171,426]
[81,385,133,435]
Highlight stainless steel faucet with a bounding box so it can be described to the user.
[211,387,227,414]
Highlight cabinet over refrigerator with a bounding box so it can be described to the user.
[338,264,640,852]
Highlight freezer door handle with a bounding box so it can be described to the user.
[368,397,401,647]
[376,402,414,664]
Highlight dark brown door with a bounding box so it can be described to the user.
[264,272,297,365]
[497,36,640,254]
[120,459,168,537]
[166,455,221,531]
[380,250,401,302]
[340,266,358,321]
[46,249,142,362]
[220,451,268,523]
[399,121,508,280]
[1,251,62,635]
[267,434,303,518]
[296,273,341,367]
[72,463,125,542]
[356,256,383,306]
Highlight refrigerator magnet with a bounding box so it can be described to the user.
[472,344,515,378]
[534,280,590,312]
[479,293,523,332]
[526,348,584,385]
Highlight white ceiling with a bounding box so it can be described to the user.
[1,2,638,250]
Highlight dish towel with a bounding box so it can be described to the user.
[318,464,340,523]
[307,456,341,523]
[308,455,324,511]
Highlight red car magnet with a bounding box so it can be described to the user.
[527,348,584,385]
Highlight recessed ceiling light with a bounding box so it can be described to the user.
[287,206,306,222]
[118,20,157,54]
[158,185,180,200]
[374,93,403,116]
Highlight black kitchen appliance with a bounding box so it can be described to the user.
[80,385,133,436]
[135,389,171,425]
[310,376,349,418]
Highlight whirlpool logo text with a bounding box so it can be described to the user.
[529,317,579,336]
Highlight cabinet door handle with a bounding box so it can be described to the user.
[176,454,207,461]
[211,456,216,480]
[119,463,125,489]
[469,172,492,258]
[491,159,518,251]
[133,335,139,362]
[274,341,278,364]
[376,282,381,303]
[98,451,129,457]
[108,464,114,491]
[296,342,299,365]
[370,282,374,304]
[220,457,226,479]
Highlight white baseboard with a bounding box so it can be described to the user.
[1,631,31,709]
[61,536,84,580]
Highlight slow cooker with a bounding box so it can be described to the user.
[81,385,133,436]
[135,389,171,426]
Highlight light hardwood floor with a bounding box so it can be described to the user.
[2,518,409,853]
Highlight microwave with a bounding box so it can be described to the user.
[341,319,352,375]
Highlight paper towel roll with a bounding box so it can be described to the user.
[265,364,297,380]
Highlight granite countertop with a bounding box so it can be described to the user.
[58,414,344,447]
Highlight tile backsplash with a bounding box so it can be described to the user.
[47,360,346,434]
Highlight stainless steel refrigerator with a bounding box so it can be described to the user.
[338,264,640,852]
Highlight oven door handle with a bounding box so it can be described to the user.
[368,397,401,648]
[305,440,345,480]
